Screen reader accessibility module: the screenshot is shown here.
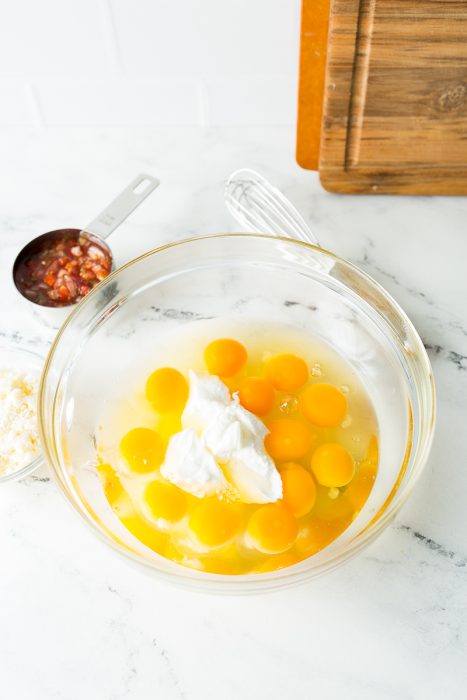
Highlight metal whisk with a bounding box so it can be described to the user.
[224,168,319,246]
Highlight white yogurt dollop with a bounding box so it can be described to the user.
[161,427,227,497]
[162,370,282,503]
[181,369,230,433]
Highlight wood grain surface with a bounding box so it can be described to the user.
[296,0,331,170]
[319,0,467,194]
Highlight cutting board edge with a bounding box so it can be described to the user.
[320,169,467,195]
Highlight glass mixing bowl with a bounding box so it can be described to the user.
[38,234,435,592]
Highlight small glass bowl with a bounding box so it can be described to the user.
[38,234,435,592]
[0,344,44,483]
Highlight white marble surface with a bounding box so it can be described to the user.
[0,127,466,699]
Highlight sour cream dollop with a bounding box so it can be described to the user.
[161,370,282,503]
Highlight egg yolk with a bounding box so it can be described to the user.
[295,517,349,556]
[97,463,123,505]
[190,498,240,548]
[238,376,275,416]
[366,435,379,466]
[265,419,313,460]
[280,463,317,517]
[312,487,354,520]
[146,367,188,414]
[156,414,182,443]
[265,353,309,391]
[254,552,299,573]
[144,481,187,523]
[202,556,251,575]
[300,383,347,427]
[346,435,378,511]
[204,338,247,377]
[247,503,298,554]
[121,512,167,552]
[120,427,165,473]
[311,443,355,487]
[346,474,375,512]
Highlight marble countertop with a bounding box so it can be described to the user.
[1,127,466,700]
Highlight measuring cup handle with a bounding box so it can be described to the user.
[83,173,160,240]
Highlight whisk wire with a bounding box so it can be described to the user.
[224,168,318,246]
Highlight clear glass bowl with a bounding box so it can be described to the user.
[38,234,435,592]
[0,344,44,483]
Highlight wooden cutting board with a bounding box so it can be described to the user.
[296,0,331,170]
[319,0,467,194]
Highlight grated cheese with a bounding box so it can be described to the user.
[0,368,40,476]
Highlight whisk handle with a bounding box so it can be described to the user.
[224,168,320,246]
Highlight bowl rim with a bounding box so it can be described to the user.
[38,232,436,590]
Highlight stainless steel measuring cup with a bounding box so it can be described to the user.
[12,173,159,326]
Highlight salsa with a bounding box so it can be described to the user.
[14,232,112,307]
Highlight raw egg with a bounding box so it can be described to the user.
[204,338,247,377]
[144,480,187,523]
[146,367,188,414]
[247,502,298,554]
[254,552,299,573]
[300,383,347,427]
[99,328,379,576]
[265,353,308,391]
[120,427,165,473]
[280,463,317,517]
[121,512,167,551]
[265,419,313,460]
[311,443,355,487]
[97,463,123,505]
[238,376,275,416]
[190,498,241,548]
